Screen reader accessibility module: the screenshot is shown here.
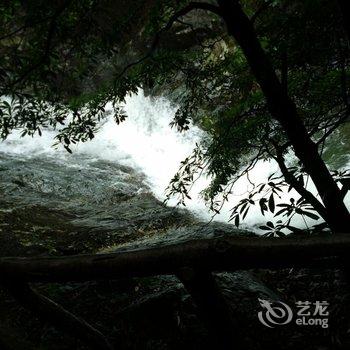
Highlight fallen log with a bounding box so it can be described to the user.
[0,235,349,283]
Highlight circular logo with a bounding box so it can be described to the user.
[258,298,293,328]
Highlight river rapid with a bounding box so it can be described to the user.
[0,90,349,256]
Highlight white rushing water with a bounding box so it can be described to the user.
[0,90,348,231]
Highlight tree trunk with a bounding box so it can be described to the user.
[217,0,350,233]
[177,268,241,350]
[337,0,350,41]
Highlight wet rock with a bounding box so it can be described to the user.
[215,271,281,328]
[106,271,280,350]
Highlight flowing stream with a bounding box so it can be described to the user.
[0,90,349,246]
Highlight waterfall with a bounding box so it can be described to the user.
[0,90,348,231]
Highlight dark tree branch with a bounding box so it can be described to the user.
[116,2,222,80]
[272,142,328,222]
[5,0,73,92]
[280,46,288,94]
[340,178,350,199]
[276,107,348,153]
[3,281,114,350]
[217,0,349,233]
[316,113,349,147]
[250,0,273,24]
[337,0,350,42]
[0,16,53,42]
[0,24,33,41]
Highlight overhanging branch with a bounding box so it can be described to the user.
[5,0,73,92]
[116,2,222,79]
[271,142,328,222]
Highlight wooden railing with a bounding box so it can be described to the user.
[1,234,349,350]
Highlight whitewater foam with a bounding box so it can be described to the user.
[0,90,348,230]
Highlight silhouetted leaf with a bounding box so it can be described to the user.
[266,221,274,228]
[259,225,271,231]
[242,207,250,220]
[274,208,288,216]
[268,193,275,213]
[301,211,319,220]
